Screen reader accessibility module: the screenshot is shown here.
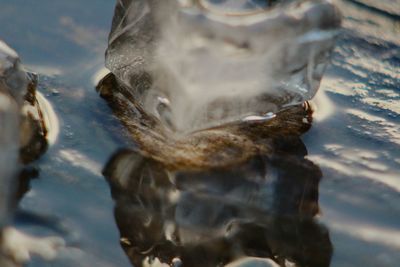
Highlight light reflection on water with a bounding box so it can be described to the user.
[303,1,400,266]
[0,0,399,266]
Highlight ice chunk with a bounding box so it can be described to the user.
[106,0,341,133]
[0,40,25,228]
[1,227,65,263]
[0,40,62,266]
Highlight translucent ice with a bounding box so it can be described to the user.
[0,40,63,267]
[106,0,341,133]
[0,40,26,228]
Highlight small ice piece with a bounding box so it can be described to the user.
[242,112,276,122]
[0,40,26,229]
[0,40,63,266]
[106,0,341,133]
[1,227,65,263]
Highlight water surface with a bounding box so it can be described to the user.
[0,0,399,266]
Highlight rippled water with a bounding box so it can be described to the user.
[0,0,399,266]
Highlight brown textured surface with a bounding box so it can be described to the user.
[19,73,48,164]
[97,73,313,170]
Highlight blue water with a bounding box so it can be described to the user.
[0,0,399,266]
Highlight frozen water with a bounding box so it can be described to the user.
[107,0,341,133]
[0,41,26,228]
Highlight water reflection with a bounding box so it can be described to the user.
[103,136,331,267]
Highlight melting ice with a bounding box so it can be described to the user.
[106,0,341,133]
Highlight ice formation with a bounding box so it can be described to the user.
[106,0,341,133]
[0,40,64,266]
[0,40,27,228]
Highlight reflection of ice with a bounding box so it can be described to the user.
[103,134,332,267]
[106,0,341,133]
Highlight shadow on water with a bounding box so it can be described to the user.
[103,136,332,267]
